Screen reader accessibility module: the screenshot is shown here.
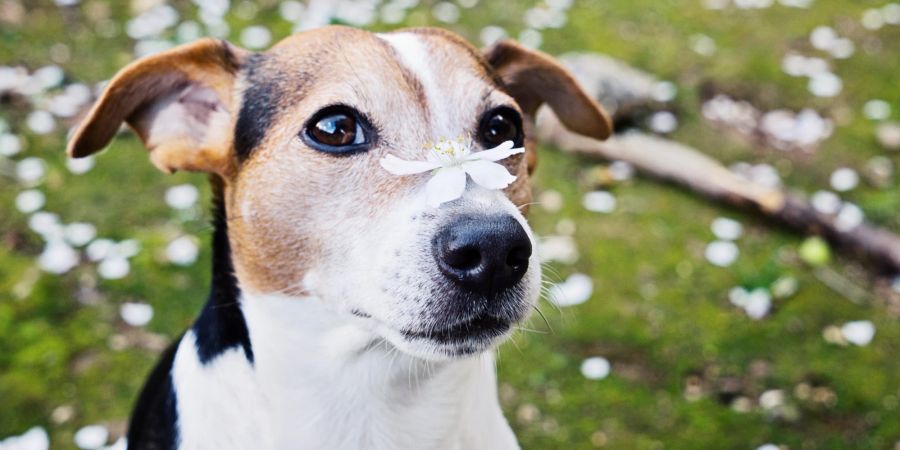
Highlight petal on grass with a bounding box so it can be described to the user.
[426,167,467,207]
[468,141,523,162]
[464,160,517,190]
[379,154,440,175]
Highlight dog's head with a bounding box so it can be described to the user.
[67,26,611,360]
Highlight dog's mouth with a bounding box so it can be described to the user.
[401,313,511,346]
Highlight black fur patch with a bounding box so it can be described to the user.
[127,336,181,450]
[192,194,254,364]
[234,53,279,161]
[127,188,251,448]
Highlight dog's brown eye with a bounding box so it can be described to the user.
[302,105,373,154]
[479,107,523,148]
[311,113,357,146]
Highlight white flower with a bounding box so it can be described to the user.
[379,140,524,207]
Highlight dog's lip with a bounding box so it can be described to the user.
[401,313,511,344]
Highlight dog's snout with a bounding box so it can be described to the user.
[433,215,532,298]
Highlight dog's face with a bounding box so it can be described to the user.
[67,27,611,360]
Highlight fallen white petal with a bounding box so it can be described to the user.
[463,160,517,190]
[609,161,635,181]
[0,426,49,450]
[555,219,576,236]
[38,241,79,275]
[580,356,611,380]
[863,99,891,121]
[834,203,864,232]
[537,235,579,264]
[810,26,837,51]
[113,240,140,259]
[759,389,784,410]
[548,273,593,306]
[705,241,739,267]
[582,191,616,213]
[711,217,743,240]
[808,72,842,97]
[379,154,440,175]
[467,141,521,162]
[165,184,199,210]
[66,156,95,174]
[29,212,63,239]
[479,25,507,45]
[0,133,22,156]
[86,239,114,262]
[120,302,154,327]
[537,190,563,213]
[166,236,199,266]
[15,190,45,213]
[771,276,799,299]
[425,167,466,207]
[16,158,46,184]
[862,8,884,29]
[649,110,678,133]
[240,25,271,49]
[26,111,56,135]
[841,320,875,346]
[73,424,108,450]
[743,288,772,320]
[811,190,842,215]
[728,286,750,307]
[64,222,97,247]
[830,167,859,192]
[98,257,130,280]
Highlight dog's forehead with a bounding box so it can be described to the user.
[233,26,511,161]
[376,29,503,139]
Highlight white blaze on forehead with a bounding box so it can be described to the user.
[377,32,452,137]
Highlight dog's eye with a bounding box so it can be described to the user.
[302,105,373,154]
[479,107,523,148]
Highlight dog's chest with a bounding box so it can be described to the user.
[167,297,519,450]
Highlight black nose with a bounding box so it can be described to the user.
[433,215,532,298]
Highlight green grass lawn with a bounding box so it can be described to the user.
[1,1,898,449]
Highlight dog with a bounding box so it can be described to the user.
[67,26,611,450]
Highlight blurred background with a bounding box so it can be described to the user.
[1,0,899,449]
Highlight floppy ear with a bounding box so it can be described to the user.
[67,38,248,175]
[483,40,612,142]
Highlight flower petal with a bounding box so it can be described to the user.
[463,160,517,190]
[426,167,467,207]
[380,154,441,175]
[467,140,523,162]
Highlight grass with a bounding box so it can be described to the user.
[1,0,898,449]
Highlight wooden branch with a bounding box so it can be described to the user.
[536,109,900,275]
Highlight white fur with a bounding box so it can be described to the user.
[171,293,520,450]
[377,33,446,135]
[171,332,273,450]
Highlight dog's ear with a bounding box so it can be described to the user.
[67,38,248,175]
[483,40,612,141]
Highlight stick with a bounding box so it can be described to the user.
[536,109,900,275]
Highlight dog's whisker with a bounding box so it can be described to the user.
[539,263,564,284]
[511,325,547,334]
[530,304,553,333]
[504,332,525,357]
[516,201,541,211]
